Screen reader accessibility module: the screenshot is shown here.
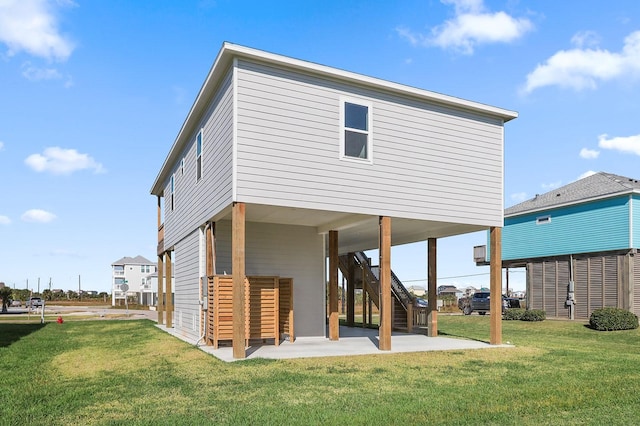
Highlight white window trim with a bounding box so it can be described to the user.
[339,96,373,164]
[170,174,175,211]
[196,128,204,182]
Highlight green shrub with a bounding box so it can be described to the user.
[589,307,639,331]
[521,309,546,322]
[503,308,525,320]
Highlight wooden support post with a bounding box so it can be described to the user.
[347,252,355,326]
[329,230,339,341]
[379,216,391,351]
[427,238,438,337]
[157,254,164,325]
[407,302,413,332]
[165,251,173,328]
[232,203,246,359]
[490,226,502,345]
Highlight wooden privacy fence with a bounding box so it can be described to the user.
[206,275,294,349]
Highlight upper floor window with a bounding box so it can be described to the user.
[170,174,175,211]
[180,158,185,175]
[196,129,203,181]
[341,99,372,162]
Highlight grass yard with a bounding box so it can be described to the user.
[1,317,640,425]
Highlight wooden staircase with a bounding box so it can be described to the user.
[338,251,414,331]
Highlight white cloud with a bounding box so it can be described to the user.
[0,215,11,225]
[578,170,598,180]
[598,133,640,156]
[21,62,62,81]
[25,147,105,175]
[571,31,600,48]
[579,148,600,159]
[541,181,562,190]
[523,31,640,93]
[510,192,527,203]
[397,0,533,54]
[0,141,4,151]
[0,0,75,61]
[21,209,56,223]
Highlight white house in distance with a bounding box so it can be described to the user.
[151,43,516,359]
[111,255,156,306]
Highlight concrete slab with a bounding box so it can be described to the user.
[156,324,512,362]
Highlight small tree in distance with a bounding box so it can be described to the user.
[0,286,12,313]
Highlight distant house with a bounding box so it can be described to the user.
[140,271,174,307]
[437,285,459,297]
[111,255,156,306]
[407,285,426,297]
[480,172,640,319]
[151,43,516,358]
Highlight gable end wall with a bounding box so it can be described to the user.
[234,59,505,227]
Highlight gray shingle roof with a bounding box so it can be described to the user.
[505,172,640,216]
[111,255,154,266]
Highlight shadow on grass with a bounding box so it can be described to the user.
[0,323,47,348]
[437,330,489,344]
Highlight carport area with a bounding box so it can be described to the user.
[157,324,512,362]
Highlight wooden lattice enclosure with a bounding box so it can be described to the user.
[206,275,294,348]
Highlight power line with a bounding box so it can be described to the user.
[402,269,525,283]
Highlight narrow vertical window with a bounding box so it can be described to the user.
[170,174,175,211]
[341,99,372,161]
[180,158,185,175]
[196,129,203,181]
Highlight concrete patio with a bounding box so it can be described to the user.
[157,324,512,362]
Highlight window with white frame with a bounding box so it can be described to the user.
[341,99,372,161]
[170,174,175,211]
[196,129,203,181]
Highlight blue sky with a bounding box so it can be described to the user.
[1,0,640,294]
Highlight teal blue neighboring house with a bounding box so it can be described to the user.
[478,172,640,320]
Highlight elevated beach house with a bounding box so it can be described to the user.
[477,172,640,320]
[151,43,517,358]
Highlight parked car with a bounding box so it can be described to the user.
[26,297,43,308]
[470,292,491,315]
[414,298,428,308]
[10,300,21,307]
[463,293,520,315]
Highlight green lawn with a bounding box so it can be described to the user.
[1,317,640,425]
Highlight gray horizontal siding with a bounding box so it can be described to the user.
[164,69,234,248]
[214,220,325,337]
[173,228,201,341]
[235,59,504,226]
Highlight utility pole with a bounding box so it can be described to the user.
[49,277,52,291]
[78,275,81,301]
[37,277,40,295]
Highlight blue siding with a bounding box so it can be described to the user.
[633,195,640,249]
[501,196,631,261]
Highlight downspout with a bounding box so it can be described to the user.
[195,222,214,346]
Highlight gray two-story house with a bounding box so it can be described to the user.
[151,43,517,358]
